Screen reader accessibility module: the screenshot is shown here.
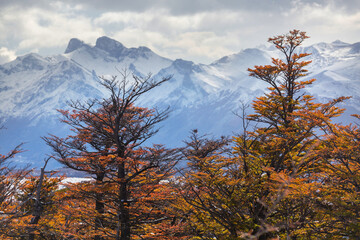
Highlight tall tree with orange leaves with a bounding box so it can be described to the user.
[176,30,350,239]
[44,71,181,240]
[237,29,349,238]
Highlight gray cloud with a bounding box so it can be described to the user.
[64,0,360,15]
[75,0,300,15]
[0,0,359,64]
[2,0,359,14]
[0,0,50,10]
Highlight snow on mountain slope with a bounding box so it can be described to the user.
[141,48,271,108]
[0,53,102,119]
[301,41,360,69]
[205,48,272,91]
[0,36,359,168]
[140,59,224,107]
[299,41,360,112]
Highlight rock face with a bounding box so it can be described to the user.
[64,38,86,54]
[95,36,126,58]
[0,36,359,168]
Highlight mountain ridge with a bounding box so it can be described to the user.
[0,36,359,168]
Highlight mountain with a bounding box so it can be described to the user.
[0,37,359,169]
[65,36,172,77]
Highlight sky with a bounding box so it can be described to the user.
[0,0,359,64]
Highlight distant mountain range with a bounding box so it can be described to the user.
[0,36,359,169]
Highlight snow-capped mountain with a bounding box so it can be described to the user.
[65,36,173,77]
[0,37,359,168]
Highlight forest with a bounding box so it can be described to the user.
[1,30,359,239]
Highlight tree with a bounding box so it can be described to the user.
[236,29,348,239]
[176,130,248,239]
[0,128,30,238]
[44,71,181,239]
[12,176,63,239]
[177,30,349,239]
[314,114,360,238]
[14,158,64,240]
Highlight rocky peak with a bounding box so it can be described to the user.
[64,38,86,54]
[95,36,125,58]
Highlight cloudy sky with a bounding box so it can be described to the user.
[0,0,359,64]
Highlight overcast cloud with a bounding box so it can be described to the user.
[0,0,359,64]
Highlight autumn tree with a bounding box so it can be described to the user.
[44,71,181,239]
[240,29,349,238]
[9,158,65,240]
[0,128,64,240]
[177,30,349,239]
[235,30,352,239]
[175,130,244,239]
[0,128,30,238]
[313,114,360,238]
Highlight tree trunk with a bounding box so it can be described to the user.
[28,159,49,240]
[95,173,105,240]
[116,162,130,240]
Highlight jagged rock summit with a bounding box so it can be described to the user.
[64,36,156,60]
[64,38,87,54]
[95,36,125,58]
